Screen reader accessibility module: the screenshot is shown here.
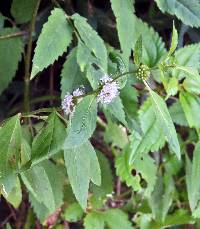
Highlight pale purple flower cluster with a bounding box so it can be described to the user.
[97,75,119,104]
[62,87,84,116]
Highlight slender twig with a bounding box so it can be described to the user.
[24,0,41,113]
[0,31,27,40]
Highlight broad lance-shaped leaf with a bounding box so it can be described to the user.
[186,142,200,212]
[0,28,23,95]
[64,141,101,210]
[60,48,88,99]
[31,8,72,78]
[84,209,133,229]
[172,43,200,80]
[110,0,135,66]
[134,35,142,66]
[72,13,107,72]
[64,95,97,149]
[21,161,64,212]
[116,146,157,197]
[0,114,21,177]
[31,111,66,165]
[180,91,200,129]
[129,98,165,163]
[149,89,181,159]
[155,0,200,28]
[11,0,37,24]
[168,22,178,57]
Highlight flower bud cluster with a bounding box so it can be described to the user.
[136,64,150,81]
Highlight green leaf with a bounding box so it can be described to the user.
[84,212,105,229]
[172,43,200,79]
[134,155,157,197]
[0,28,23,95]
[163,77,178,99]
[31,8,72,78]
[104,97,127,126]
[149,89,181,159]
[90,151,113,207]
[104,209,133,229]
[186,142,200,211]
[62,203,84,222]
[149,174,174,222]
[104,121,128,148]
[3,177,22,208]
[29,193,51,222]
[133,16,167,67]
[11,0,37,24]
[169,101,188,126]
[155,0,200,28]
[60,48,87,99]
[72,13,107,71]
[116,147,141,192]
[129,98,165,162]
[0,114,21,177]
[168,22,178,56]
[64,141,100,210]
[180,91,200,129]
[64,95,97,148]
[31,111,66,164]
[21,161,64,212]
[110,0,135,66]
[134,35,143,66]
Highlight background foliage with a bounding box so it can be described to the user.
[1,0,200,228]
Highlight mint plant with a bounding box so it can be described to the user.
[1,0,200,228]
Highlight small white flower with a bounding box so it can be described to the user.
[97,75,119,104]
[62,87,85,116]
[73,87,85,97]
[100,74,112,84]
[62,93,74,116]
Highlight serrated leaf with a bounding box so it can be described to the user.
[168,23,178,56]
[72,13,107,71]
[21,161,64,212]
[129,98,165,162]
[104,209,133,229]
[134,35,142,66]
[64,141,100,210]
[62,203,83,222]
[84,212,105,229]
[4,177,22,208]
[155,0,200,28]
[64,95,97,149]
[0,114,21,178]
[172,43,200,80]
[116,146,157,196]
[116,147,141,191]
[149,89,181,160]
[31,8,72,78]
[163,77,178,99]
[149,174,174,222]
[180,91,200,129]
[133,16,167,67]
[60,48,88,99]
[0,28,23,95]
[31,111,66,164]
[104,121,128,148]
[90,151,113,207]
[186,142,200,211]
[169,101,188,126]
[104,97,127,126]
[110,0,135,66]
[11,0,37,24]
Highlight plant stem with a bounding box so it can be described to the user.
[0,31,27,40]
[24,0,41,113]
